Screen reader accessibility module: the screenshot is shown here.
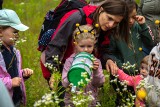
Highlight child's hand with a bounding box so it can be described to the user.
[135,15,145,25]
[23,68,33,77]
[12,77,22,87]
[93,59,99,71]
[49,75,54,90]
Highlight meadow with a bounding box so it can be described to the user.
[3,0,139,107]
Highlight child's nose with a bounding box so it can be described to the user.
[84,47,88,52]
[108,21,114,28]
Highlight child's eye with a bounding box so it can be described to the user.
[79,45,85,48]
[87,45,93,48]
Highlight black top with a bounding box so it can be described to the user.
[1,45,22,104]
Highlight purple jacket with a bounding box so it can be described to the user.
[62,53,105,106]
[0,48,26,105]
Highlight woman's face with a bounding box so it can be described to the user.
[99,8,123,31]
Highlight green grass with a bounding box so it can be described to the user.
[3,0,139,107]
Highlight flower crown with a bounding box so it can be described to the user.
[74,23,99,38]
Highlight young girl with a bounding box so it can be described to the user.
[0,9,33,107]
[116,55,149,107]
[62,24,105,107]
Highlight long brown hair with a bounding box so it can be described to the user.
[93,0,129,44]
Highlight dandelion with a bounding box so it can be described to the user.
[136,88,147,100]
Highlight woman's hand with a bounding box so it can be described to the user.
[106,59,118,75]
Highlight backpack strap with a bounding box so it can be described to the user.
[77,8,86,25]
[82,5,97,25]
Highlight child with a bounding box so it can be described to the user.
[116,55,149,107]
[145,43,160,107]
[0,9,33,106]
[62,24,105,106]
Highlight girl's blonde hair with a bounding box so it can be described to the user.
[73,24,96,43]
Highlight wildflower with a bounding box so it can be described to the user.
[34,100,42,107]
[113,78,117,82]
[116,88,120,92]
[21,38,26,42]
[122,87,127,91]
[105,74,109,78]
[20,2,24,5]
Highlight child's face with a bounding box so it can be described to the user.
[0,27,19,46]
[140,63,148,77]
[75,38,94,54]
[129,8,137,28]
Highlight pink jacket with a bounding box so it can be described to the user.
[0,48,26,105]
[62,53,105,106]
[117,69,144,106]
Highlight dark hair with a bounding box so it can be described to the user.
[0,26,10,29]
[125,0,138,13]
[93,0,129,44]
[0,0,3,9]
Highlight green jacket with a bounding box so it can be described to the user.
[138,0,160,44]
[102,23,153,74]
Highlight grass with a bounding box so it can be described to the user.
[3,0,139,107]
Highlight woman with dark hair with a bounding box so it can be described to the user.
[41,0,129,106]
[43,0,129,82]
